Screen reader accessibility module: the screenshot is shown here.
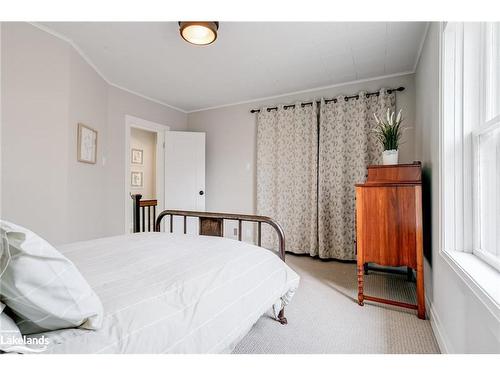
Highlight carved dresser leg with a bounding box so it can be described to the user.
[357,264,364,306]
[278,307,288,325]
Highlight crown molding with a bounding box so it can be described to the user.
[28,22,423,115]
[29,22,109,83]
[413,22,431,73]
[28,22,188,114]
[107,82,187,113]
[187,70,415,113]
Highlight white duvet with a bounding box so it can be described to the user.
[30,233,299,354]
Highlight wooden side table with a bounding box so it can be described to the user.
[355,162,425,319]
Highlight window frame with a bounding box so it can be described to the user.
[472,121,500,271]
[472,22,500,271]
[442,21,500,272]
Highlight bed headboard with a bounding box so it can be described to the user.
[156,210,286,261]
[131,195,286,261]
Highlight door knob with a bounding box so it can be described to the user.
[199,190,204,196]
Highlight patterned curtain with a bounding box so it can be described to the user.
[256,103,318,255]
[318,90,395,259]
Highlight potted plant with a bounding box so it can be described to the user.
[373,108,404,165]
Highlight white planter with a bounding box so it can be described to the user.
[382,149,399,165]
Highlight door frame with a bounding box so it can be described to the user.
[124,115,169,233]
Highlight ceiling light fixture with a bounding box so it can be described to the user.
[179,22,219,46]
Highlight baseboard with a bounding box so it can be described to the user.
[426,297,451,353]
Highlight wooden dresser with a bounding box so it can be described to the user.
[355,162,425,319]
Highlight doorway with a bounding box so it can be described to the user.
[130,127,157,200]
[125,115,169,233]
[125,116,207,234]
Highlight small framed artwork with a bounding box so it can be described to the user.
[77,123,98,164]
[131,148,143,165]
[131,171,143,188]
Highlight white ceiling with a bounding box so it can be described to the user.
[39,22,428,112]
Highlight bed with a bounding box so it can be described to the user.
[22,206,299,354]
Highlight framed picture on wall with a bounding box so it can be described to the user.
[131,171,143,188]
[131,148,143,164]
[77,123,98,164]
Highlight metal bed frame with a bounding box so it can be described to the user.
[131,194,288,324]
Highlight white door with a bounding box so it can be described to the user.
[164,131,206,212]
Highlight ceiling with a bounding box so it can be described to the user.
[39,22,428,112]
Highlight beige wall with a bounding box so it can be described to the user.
[187,73,416,215]
[67,45,108,243]
[0,23,2,219]
[415,23,499,353]
[130,127,157,199]
[1,23,188,244]
[1,22,71,244]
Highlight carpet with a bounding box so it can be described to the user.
[233,254,439,354]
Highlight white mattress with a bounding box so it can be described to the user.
[30,233,299,354]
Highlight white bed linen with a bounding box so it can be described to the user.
[30,233,299,354]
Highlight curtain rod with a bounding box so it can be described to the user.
[249,86,405,113]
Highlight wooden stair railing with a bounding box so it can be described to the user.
[131,194,158,233]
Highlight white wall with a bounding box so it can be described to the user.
[187,73,416,215]
[1,23,188,244]
[130,127,157,199]
[415,23,500,353]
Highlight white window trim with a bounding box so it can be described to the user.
[471,22,500,271]
[440,250,500,321]
[472,118,500,272]
[439,22,500,314]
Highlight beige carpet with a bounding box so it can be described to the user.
[233,254,440,354]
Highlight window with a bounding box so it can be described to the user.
[474,22,500,270]
[442,22,500,272]
[485,23,500,122]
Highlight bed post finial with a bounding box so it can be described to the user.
[131,194,142,233]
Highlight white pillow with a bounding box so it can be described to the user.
[0,220,103,334]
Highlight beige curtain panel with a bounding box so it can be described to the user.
[318,90,395,259]
[256,102,318,256]
[256,90,395,260]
